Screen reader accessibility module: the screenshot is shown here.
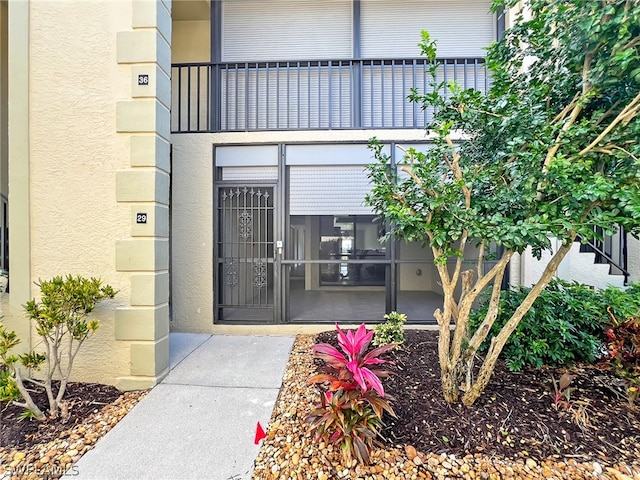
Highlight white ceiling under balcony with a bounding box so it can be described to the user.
[173,0,210,21]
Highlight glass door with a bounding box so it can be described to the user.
[284,214,389,323]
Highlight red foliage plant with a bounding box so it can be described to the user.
[306,323,396,464]
[602,309,640,406]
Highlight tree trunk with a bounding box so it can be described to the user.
[435,305,458,403]
[461,240,575,406]
[44,379,58,418]
[441,365,459,403]
[13,369,46,420]
[438,251,512,404]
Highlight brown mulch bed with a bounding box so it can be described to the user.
[361,330,640,463]
[0,382,122,449]
[253,330,640,480]
[0,382,146,480]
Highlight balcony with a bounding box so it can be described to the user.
[171,57,489,133]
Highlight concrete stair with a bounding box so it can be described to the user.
[557,242,626,290]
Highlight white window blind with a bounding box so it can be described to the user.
[289,166,374,215]
[361,0,495,58]
[222,167,278,181]
[222,0,352,61]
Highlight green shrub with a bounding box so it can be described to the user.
[373,311,407,348]
[0,323,21,404]
[470,279,605,371]
[0,362,20,405]
[599,282,640,320]
[0,275,116,420]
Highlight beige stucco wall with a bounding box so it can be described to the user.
[25,0,133,385]
[0,0,7,196]
[5,0,32,356]
[3,0,172,389]
[170,133,213,332]
[172,20,210,63]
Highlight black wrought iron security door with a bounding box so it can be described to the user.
[216,185,275,322]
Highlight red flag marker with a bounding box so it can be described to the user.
[254,421,266,444]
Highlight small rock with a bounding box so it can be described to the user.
[606,467,633,480]
[292,453,300,465]
[405,445,418,461]
[13,452,26,462]
[593,462,603,476]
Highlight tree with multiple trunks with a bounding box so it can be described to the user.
[0,275,116,420]
[366,0,640,406]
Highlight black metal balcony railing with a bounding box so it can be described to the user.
[171,57,489,133]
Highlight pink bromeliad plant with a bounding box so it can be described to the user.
[306,323,396,464]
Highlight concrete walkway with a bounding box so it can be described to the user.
[67,333,295,480]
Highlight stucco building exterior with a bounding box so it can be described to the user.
[1,0,637,390]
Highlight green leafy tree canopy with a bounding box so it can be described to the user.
[366,0,640,405]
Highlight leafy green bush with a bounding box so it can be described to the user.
[373,311,407,348]
[0,324,20,405]
[599,283,640,320]
[0,275,116,420]
[470,279,605,371]
[0,323,22,404]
